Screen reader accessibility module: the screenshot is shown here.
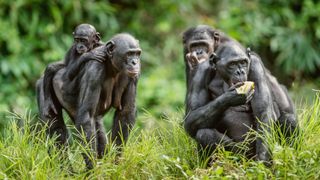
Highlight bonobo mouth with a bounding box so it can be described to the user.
[231,78,246,86]
[191,51,208,61]
[77,49,86,54]
[127,70,140,78]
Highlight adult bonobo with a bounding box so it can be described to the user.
[182,25,233,91]
[37,24,102,121]
[184,40,298,165]
[43,33,141,169]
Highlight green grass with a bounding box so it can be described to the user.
[0,93,320,179]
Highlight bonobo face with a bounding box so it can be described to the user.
[214,43,250,86]
[74,36,91,54]
[187,33,214,61]
[73,24,99,54]
[188,39,213,61]
[183,25,219,62]
[107,34,141,78]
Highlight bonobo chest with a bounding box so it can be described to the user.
[209,80,255,142]
[218,105,254,142]
[98,72,129,114]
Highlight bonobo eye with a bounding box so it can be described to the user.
[75,38,88,43]
[191,43,209,53]
[127,51,141,58]
[239,59,248,67]
[80,38,88,43]
[228,62,237,69]
[126,51,135,57]
[239,59,248,66]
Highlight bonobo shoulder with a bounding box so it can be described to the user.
[248,52,268,82]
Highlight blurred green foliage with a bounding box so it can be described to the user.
[0,0,319,130]
[214,0,320,80]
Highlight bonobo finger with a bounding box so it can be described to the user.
[51,104,58,114]
[234,82,245,88]
[246,89,255,103]
[186,53,192,60]
[186,53,195,69]
[229,82,245,91]
[191,53,198,63]
[192,51,197,58]
[186,53,198,67]
[198,58,206,64]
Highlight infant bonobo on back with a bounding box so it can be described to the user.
[38,24,102,120]
[50,33,141,169]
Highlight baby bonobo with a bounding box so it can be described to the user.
[37,24,102,121]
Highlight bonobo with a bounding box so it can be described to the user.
[182,25,235,90]
[184,40,298,164]
[37,33,141,169]
[37,24,102,121]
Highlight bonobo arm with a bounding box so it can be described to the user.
[185,92,230,137]
[185,61,229,137]
[65,46,106,80]
[75,61,105,144]
[64,53,94,80]
[111,78,138,146]
[43,61,65,101]
[42,61,65,115]
[249,53,275,163]
[186,60,213,112]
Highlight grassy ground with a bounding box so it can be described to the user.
[0,93,319,179]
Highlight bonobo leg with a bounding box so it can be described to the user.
[111,110,135,148]
[75,61,104,169]
[195,129,241,155]
[42,62,65,116]
[36,77,67,146]
[278,85,299,138]
[278,113,298,138]
[111,80,137,152]
[96,116,107,159]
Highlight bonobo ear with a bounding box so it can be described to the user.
[246,47,252,58]
[95,32,101,42]
[106,40,115,57]
[209,52,220,66]
[182,35,186,45]
[213,31,220,48]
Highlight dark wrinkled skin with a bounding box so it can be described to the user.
[36,33,141,169]
[183,25,298,165]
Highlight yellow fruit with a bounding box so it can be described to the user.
[235,81,255,94]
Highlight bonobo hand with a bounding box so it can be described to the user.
[43,99,57,118]
[256,142,272,167]
[89,46,107,62]
[224,82,254,107]
[186,51,207,70]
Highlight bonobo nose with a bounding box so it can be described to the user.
[196,49,203,55]
[236,69,245,76]
[131,58,138,65]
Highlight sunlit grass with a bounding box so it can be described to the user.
[0,93,320,179]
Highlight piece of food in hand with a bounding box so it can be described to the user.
[236,81,255,94]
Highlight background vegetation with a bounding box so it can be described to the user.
[0,0,319,178]
[0,0,319,126]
